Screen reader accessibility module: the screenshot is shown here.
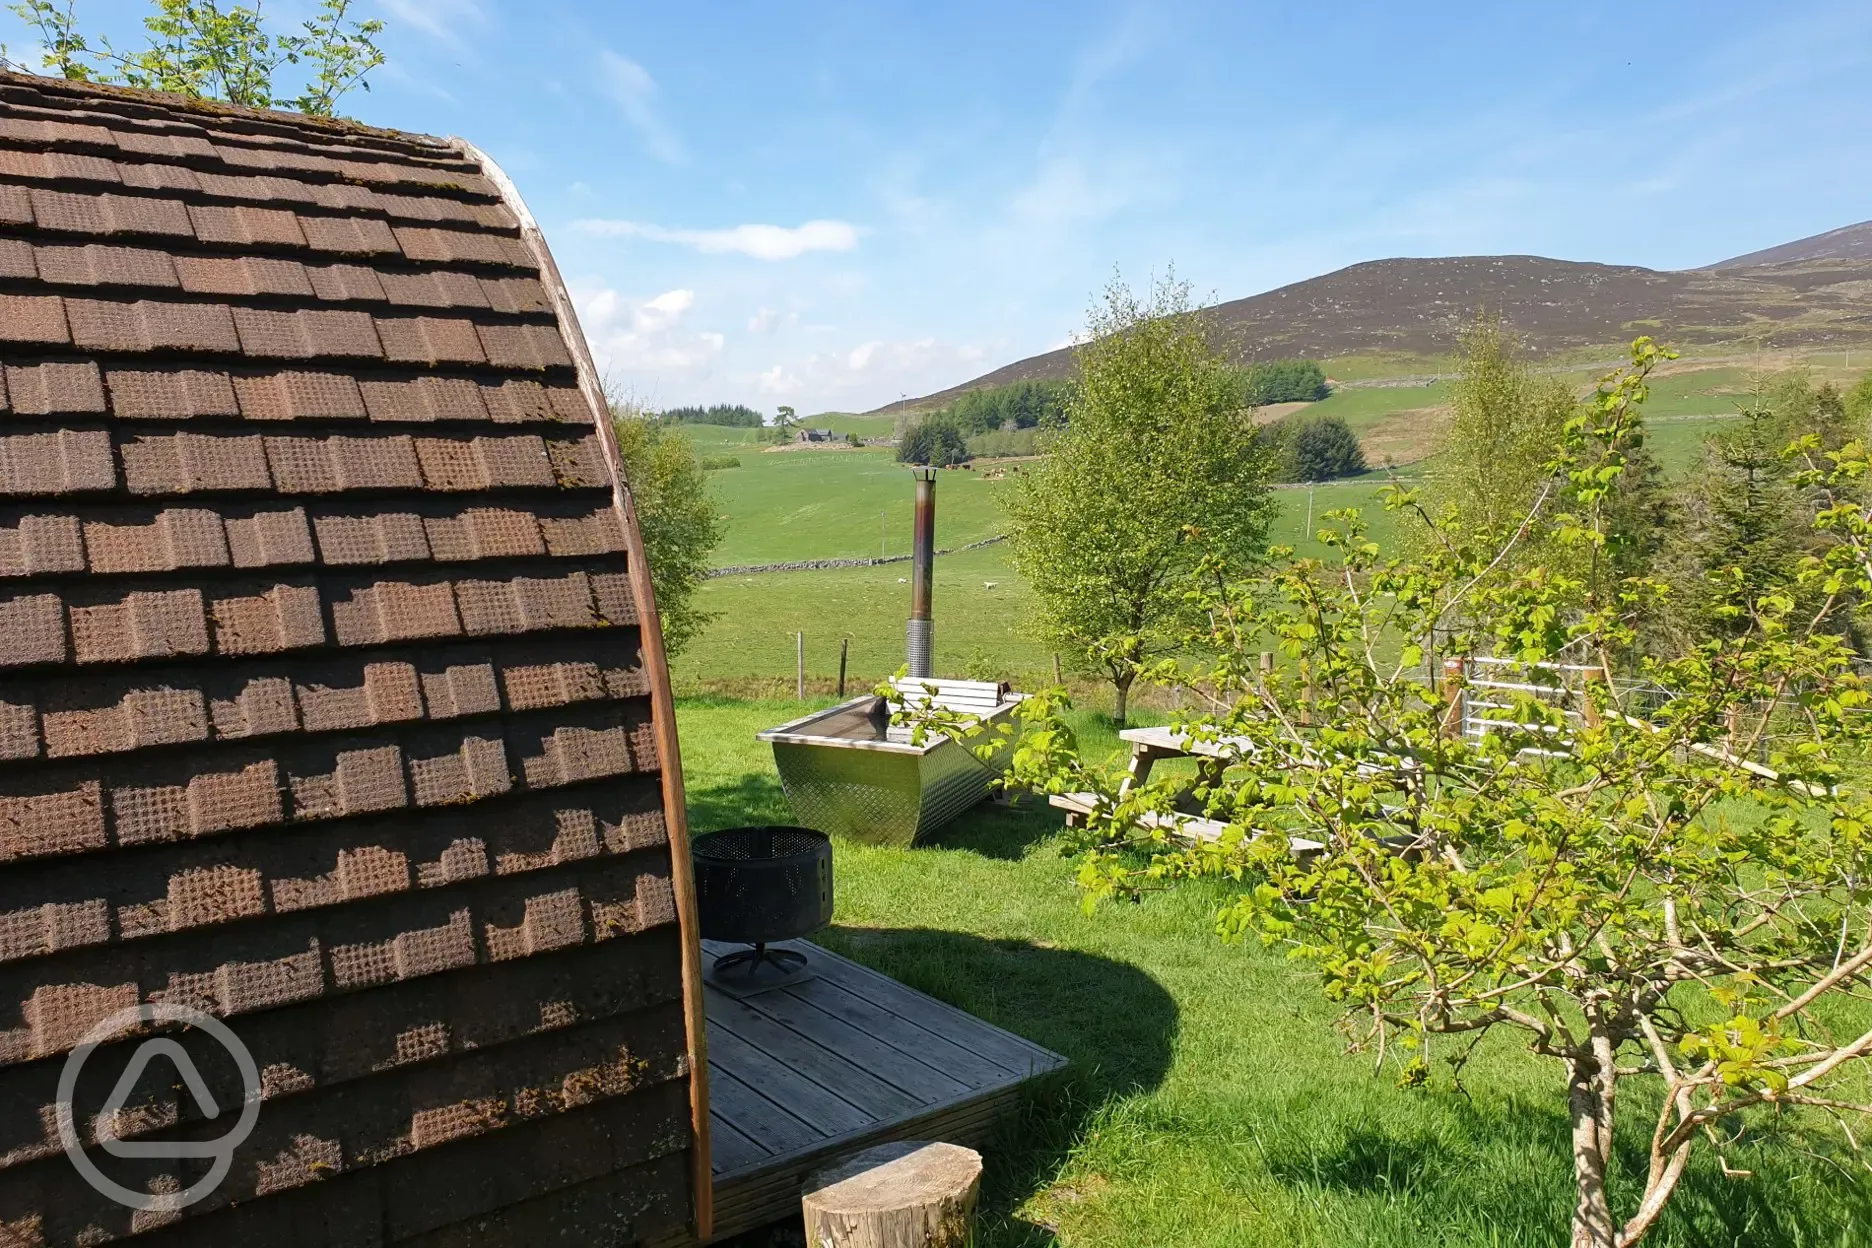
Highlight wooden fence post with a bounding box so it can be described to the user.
[796,631,805,701]
[1440,657,1465,739]
[837,638,849,699]
[1581,664,1606,729]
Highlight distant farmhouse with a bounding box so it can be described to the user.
[794,427,839,443]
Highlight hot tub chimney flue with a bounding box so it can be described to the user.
[906,467,936,678]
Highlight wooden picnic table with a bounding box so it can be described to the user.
[1049,724,1322,857]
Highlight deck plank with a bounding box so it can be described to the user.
[706,1063,823,1156]
[781,978,1015,1089]
[708,1026,875,1138]
[736,988,973,1104]
[692,938,1068,1243]
[707,1113,768,1176]
[707,993,926,1121]
[799,950,1061,1074]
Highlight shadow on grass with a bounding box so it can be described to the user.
[810,925,1177,1248]
[1264,1089,1872,1247]
[685,771,795,834]
[919,793,1066,861]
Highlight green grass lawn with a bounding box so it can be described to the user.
[1305,382,1451,430]
[699,445,1013,568]
[681,698,1871,1248]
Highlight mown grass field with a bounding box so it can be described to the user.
[683,699,1872,1248]
[673,478,1398,696]
[669,360,1808,695]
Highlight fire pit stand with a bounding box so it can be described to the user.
[692,826,834,992]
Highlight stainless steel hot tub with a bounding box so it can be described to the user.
[756,693,1021,846]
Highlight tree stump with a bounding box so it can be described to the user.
[801,1141,982,1248]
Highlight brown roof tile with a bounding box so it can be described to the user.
[331,578,462,645]
[483,378,594,425]
[396,268,492,309]
[232,306,382,360]
[223,506,315,566]
[546,435,609,488]
[119,431,271,493]
[476,322,573,371]
[0,185,27,226]
[114,159,204,194]
[305,262,388,303]
[0,236,31,278]
[300,214,400,256]
[377,315,486,366]
[231,369,367,420]
[0,592,67,665]
[34,242,180,289]
[194,168,316,204]
[0,513,86,576]
[29,187,192,237]
[0,429,115,493]
[175,254,314,298]
[480,276,552,315]
[358,375,490,423]
[0,294,69,344]
[69,587,209,663]
[187,202,308,248]
[66,297,241,353]
[83,508,231,572]
[393,227,534,269]
[313,511,432,565]
[6,361,108,415]
[104,366,240,418]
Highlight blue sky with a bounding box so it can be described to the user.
[7,2,1872,414]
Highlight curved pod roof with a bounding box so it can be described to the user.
[0,72,707,1246]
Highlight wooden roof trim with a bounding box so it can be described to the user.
[452,135,715,1241]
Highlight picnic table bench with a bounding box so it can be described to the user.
[1047,725,1323,857]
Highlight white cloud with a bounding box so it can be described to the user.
[757,365,800,395]
[573,283,723,382]
[747,306,797,334]
[747,338,988,408]
[574,217,860,261]
[597,50,683,164]
[377,0,486,51]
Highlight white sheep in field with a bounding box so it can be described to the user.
[983,581,998,589]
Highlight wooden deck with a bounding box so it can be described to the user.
[677,938,1066,1243]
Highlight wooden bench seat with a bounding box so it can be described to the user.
[1047,791,1324,857]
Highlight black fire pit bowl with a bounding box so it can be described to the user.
[692,826,834,993]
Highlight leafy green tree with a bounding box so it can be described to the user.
[773,405,797,433]
[1657,370,1860,653]
[1005,270,1274,723]
[938,380,1070,435]
[1844,370,1872,428]
[1288,413,1366,481]
[933,339,1872,1247]
[10,0,384,117]
[1239,358,1329,404]
[895,413,968,466]
[1419,316,1577,544]
[610,404,724,660]
[657,403,766,428]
